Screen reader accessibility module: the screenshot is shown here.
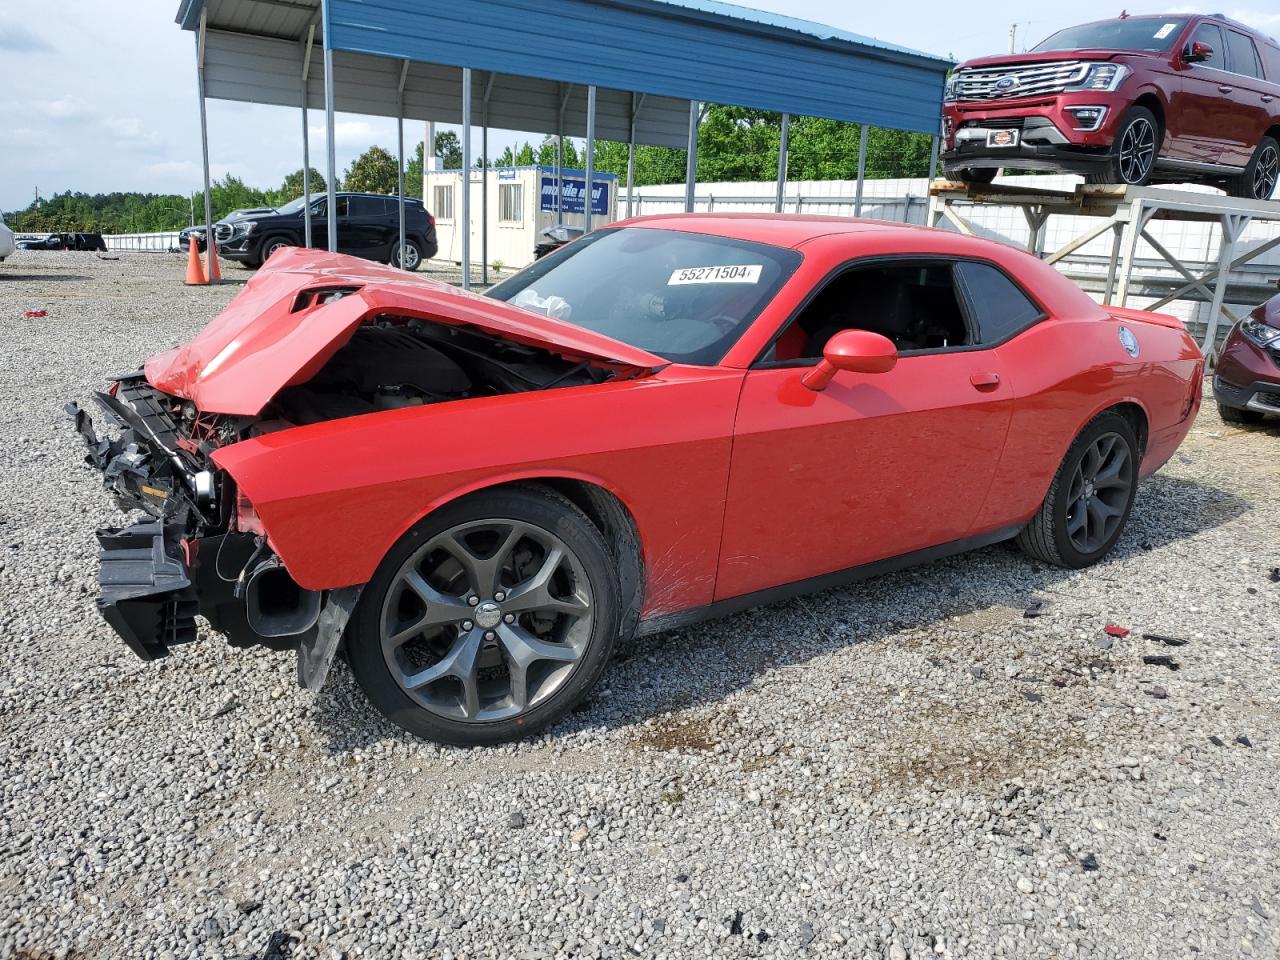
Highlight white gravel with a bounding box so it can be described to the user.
[1,250,1278,960]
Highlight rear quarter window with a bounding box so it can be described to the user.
[954,261,1045,344]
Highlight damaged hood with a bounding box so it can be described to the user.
[145,248,665,416]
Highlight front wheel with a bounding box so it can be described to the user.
[1218,402,1264,425]
[1087,106,1160,186]
[389,239,423,271]
[258,235,293,267]
[1017,411,1139,568]
[1226,136,1279,201]
[346,486,622,746]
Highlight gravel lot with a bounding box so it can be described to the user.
[1,251,1277,960]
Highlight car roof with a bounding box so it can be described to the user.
[612,213,932,250]
[337,191,422,200]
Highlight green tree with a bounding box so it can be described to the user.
[342,146,399,193]
[404,142,425,199]
[275,167,328,204]
[434,131,463,169]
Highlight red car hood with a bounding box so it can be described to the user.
[145,248,665,416]
[959,49,1140,69]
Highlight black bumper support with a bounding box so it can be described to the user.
[97,519,198,661]
[942,142,1110,175]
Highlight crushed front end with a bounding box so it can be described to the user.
[68,374,348,684]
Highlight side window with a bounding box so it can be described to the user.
[499,183,523,224]
[349,196,385,216]
[1226,31,1263,78]
[334,196,351,218]
[953,261,1044,344]
[1189,23,1226,70]
[770,261,973,362]
[433,184,454,221]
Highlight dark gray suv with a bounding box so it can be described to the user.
[183,192,438,271]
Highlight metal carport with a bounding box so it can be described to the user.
[177,0,952,287]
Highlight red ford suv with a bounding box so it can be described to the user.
[941,14,1280,200]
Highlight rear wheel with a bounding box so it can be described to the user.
[346,486,621,745]
[1226,136,1279,201]
[1087,106,1160,186]
[1017,411,1139,568]
[1218,402,1264,425]
[389,239,423,271]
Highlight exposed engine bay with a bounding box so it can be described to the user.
[271,318,608,426]
[67,314,622,683]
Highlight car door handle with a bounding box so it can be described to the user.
[970,372,1001,390]
[1264,95,1275,103]
[1218,85,1234,94]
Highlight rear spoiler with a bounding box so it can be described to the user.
[1105,305,1186,331]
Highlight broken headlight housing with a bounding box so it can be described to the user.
[1240,318,1280,348]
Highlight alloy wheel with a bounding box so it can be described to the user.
[379,518,594,722]
[1064,431,1132,554]
[264,239,290,260]
[395,243,419,270]
[1118,118,1156,184]
[1253,144,1279,201]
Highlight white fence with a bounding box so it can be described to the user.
[101,232,183,252]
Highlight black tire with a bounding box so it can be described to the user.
[1218,402,1264,425]
[1087,106,1160,186]
[257,235,293,267]
[346,485,622,746]
[1226,136,1279,201]
[389,238,423,272]
[944,166,998,185]
[1016,410,1140,568]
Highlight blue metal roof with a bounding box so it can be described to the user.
[179,0,952,135]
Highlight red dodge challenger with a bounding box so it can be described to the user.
[71,216,1203,745]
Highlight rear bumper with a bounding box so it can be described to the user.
[96,519,198,661]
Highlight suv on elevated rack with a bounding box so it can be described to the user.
[182,192,438,271]
[941,13,1280,200]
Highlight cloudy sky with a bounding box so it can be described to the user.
[2,1,1279,214]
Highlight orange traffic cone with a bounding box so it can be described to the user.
[206,234,222,282]
[185,235,207,285]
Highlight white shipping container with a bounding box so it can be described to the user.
[425,165,618,270]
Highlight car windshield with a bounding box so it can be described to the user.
[486,227,801,365]
[275,196,311,215]
[1033,17,1187,53]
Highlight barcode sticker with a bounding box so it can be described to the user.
[1154,23,1178,39]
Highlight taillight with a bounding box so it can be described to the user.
[427,213,435,227]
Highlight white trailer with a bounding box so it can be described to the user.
[425,165,618,271]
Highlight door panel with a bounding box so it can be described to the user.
[1173,23,1245,164]
[716,354,1013,601]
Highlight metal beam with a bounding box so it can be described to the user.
[556,83,572,226]
[321,0,337,252]
[584,85,597,233]
[855,123,868,217]
[482,71,495,284]
[461,66,472,290]
[775,112,790,213]
[626,93,646,219]
[928,134,939,181]
[397,59,409,270]
[684,100,699,213]
[301,24,315,248]
[195,9,213,262]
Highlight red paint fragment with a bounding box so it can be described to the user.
[1104,624,1130,638]
[24,309,47,318]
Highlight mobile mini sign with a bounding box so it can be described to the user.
[540,177,609,215]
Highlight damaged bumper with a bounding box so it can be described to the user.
[97,519,198,660]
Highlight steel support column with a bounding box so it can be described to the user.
[194,11,213,258]
[625,92,644,219]
[321,0,337,253]
[855,123,868,217]
[396,59,409,270]
[461,67,472,290]
[481,71,494,284]
[685,100,699,213]
[584,85,597,233]
[775,112,790,213]
[928,134,939,181]
[301,24,315,248]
